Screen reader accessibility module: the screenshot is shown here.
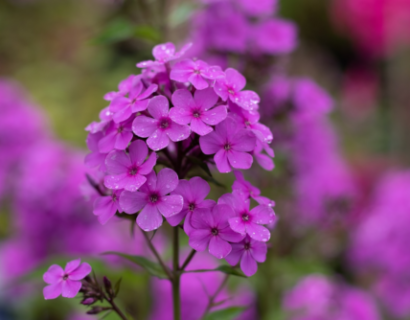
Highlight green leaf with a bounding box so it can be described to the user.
[185,265,246,278]
[103,252,168,279]
[200,174,226,188]
[134,25,162,43]
[114,278,122,297]
[203,307,245,320]
[91,18,135,45]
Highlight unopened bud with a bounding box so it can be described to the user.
[103,276,114,298]
[87,306,111,315]
[81,297,96,305]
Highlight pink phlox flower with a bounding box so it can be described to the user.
[119,168,184,231]
[229,101,273,144]
[85,132,108,171]
[104,140,157,192]
[292,78,334,117]
[218,190,275,242]
[252,140,275,171]
[214,68,260,111]
[189,204,245,259]
[199,117,256,173]
[170,88,227,136]
[93,190,123,225]
[43,259,91,300]
[85,107,114,133]
[170,59,225,89]
[136,42,192,68]
[225,235,267,276]
[252,19,298,55]
[97,118,134,153]
[132,95,191,151]
[104,74,140,101]
[109,78,158,123]
[237,0,277,17]
[168,176,216,232]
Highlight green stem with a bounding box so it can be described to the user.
[180,249,196,271]
[201,274,230,319]
[172,227,181,320]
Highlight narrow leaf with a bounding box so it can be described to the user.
[203,307,245,320]
[114,278,122,297]
[184,265,246,278]
[103,252,168,279]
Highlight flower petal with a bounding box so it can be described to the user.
[219,226,246,243]
[189,177,210,203]
[232,130,256,152]
[105,150,130,175]
[250,240,267,263]
[139,152,158,174]
[209,236,232,259]
[43,282,63,300]
[128,140,148,166]
[167,123,191,142]
[157,195,184,217]
[132,116,158,138]
[120,191,147,214]
[43,265,64,284]
[157,168,179,195]
[226,68,246,91]
[65,259,81,274]
[147,129,170,151]
[199,131,224,155]
[93,196,118,225]
[191,118,213,136]
[194,87,219,110]
[114,130,133,150]
[240,251,258,276]
[225,243,244,266]
[229,217,246,235]
[246,223,270,242]
[227,150,253,170]
[148,95,169,119]
[137,204,164,231]
[69,263,92,280]
[215,149,231,173]
[189,229,212,251]
[62,280,82,298]
[172,88,195,110]
[250,205,274,224]
[202,105,228,126]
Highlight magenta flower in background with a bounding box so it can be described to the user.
[104,140,157,191]
[225,235,267,276]
[170,59,224,89]
[214,68,260,111]
[283,275,381,320]
[84,132,107,171]
[292,79,333,117]
[43,259,91,300]
[189,204,245,259]
[132,95,191,151]
[218,190,274,242]
[167,176,215,231]
[252,19,298,55]
[136,42,192,68]
[261,76,292,117]
[170,88,227,136]
[199,117,256,173]
[97,118,134,153]
[237,0,277,16]
[109,79,158,123]
[93,190,123,225]
[119,168,183,231]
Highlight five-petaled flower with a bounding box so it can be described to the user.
[104,140,157,192]
[120,168,184,231]
[199,117,256,173]
[170,88,227,136]
[43,259,91,300]
[133,95,191,151]
[189,204,245,259]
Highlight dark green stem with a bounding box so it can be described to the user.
[180,249,196,271]
[172,227,181,320]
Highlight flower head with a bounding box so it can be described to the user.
[189,204,245,258]
[225,235,267,276]
[104,140,157,192]
[214,68,260,111]
[168,176,216,232]
[199,117,256,173]
[218,190,275,242]
[43,259,91,300]
[133,95,191,151]
[170,88,227,136]
[137,42,192,68]
[120,168,183,231]
[170,59,225,89]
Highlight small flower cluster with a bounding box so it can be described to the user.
[85,42,275,276]
[283,275,381,320]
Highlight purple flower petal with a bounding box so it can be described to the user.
[105,151,131,174]
[169,106,193,125]
[138,84,158,100]
[246,223,270,242]
[202,105,228,126]
[189,229,212,251]
[157,168,179,195]
[199,131,224,154]
[128,140,148,166]
[226,68,246,91]
[166,208,189,227]
[98,131,117,153]
[113,106,132,123]
[69,263,92,281]
[147,129,170,151]
[139,152,157,174]
[167,123,191,142]
[240,251,258,276]
[157,195,184,217]
[172,88,195,110]
[62,280,82,298]
[190,177,211,203]
[93,196,118,225]
[189,73,209,90]
[137,204,164,231]
[250,205,274,224]
[227,150,253,170]
[215,149,231,173]
[209,236,232,259]
[65,259,81,274]
[110,96,129,113]
[132,116,158,138]
[191,118,213,136]
[250,241,267,263]
[43,282,63,300]
[114,130,133,150]
[191,208,213,229]
[153,42,175,61]
[225,243,244,266]
[229,217,246,235]
[148,95,169,119]
[120,191,147,214]
[194,87,219,110]
[232,130,256,152]
[170,59,196,83]
[237,90,260,111]
[219,226,246,243]
[43,265,64,284]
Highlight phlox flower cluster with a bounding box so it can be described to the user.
[349,171,410,318]
[189,0,297,64]
[85,42,275,276]
[283,275,381,320]
[261,77,355,226]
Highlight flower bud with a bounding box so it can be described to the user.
[103,276,114,298]
[86,306,111,315]
[81,297,96,305]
